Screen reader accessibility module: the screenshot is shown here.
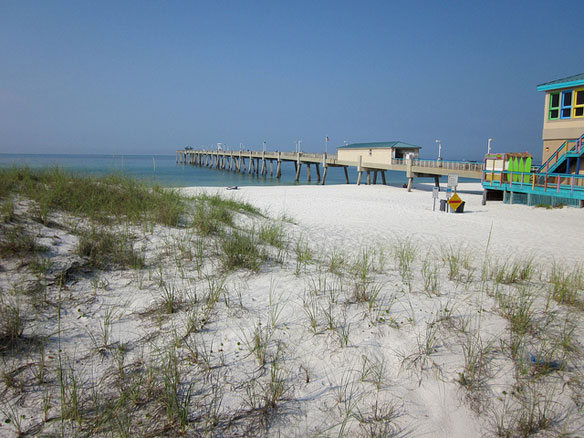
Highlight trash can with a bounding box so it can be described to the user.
[452,201,465,213]
[439,199,447,212]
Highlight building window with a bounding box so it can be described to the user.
[561,90,573,119]
[549,92,560,119]
[574,89,584,118]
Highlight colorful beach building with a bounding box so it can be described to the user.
[482,73,584,207]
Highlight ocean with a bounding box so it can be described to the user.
[0,153,428,188]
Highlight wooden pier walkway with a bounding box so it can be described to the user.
[176,149,484,189]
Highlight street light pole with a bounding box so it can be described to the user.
[488,138,494,155]
[435,139,442,160]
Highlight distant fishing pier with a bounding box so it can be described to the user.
[176,149,484,189]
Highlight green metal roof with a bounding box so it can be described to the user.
[338,141,421,150]
[537,73,584,92]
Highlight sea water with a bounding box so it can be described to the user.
[0,153,428,188]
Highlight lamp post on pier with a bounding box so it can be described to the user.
[435,139,442,161]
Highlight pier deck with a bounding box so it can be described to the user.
[176,149,484,188]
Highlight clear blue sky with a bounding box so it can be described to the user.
[1,0,582,160]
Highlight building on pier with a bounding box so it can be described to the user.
[337,141,421,166]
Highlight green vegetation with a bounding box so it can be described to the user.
[0,224,45,257]
[0,166,185,225]
[0,297,24,351]
[219,229,266,272]
[77,227,144,270]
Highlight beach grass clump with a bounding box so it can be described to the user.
[257,222,287,250]
[351,248,375,282]
[421,257,440,296]
[77,227,144,270]
[219,229,265,272]
[196,192,261,216]
[294,237,313,275]
[190,193,262,236]
[326,248,347,276]
[0,224,46,257]
[162,348,193,434]
[191,199,234,236]
[1,198,15,223]
[497,288,536,337]
[0,167,186,226]
[457,333,493,412]
[494,385,563,437]
[549,264,584,309]
[0,297,25,351]
[394,238,417,280]
[440,244,474,282]
[492,257,536,285]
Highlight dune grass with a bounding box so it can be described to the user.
[0,166,186,226]
[77,227,144,270]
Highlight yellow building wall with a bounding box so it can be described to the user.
[542,90,584,163]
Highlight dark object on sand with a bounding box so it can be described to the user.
[226,186,239,190]
[529,352,561,371]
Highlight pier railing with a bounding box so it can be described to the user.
[483,170,584,198]
[407,158,483,172]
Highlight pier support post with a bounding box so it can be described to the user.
[344,167,350,184]
[276,153,282,178]
[357,171,363,186]
[270,160,273,177]
[315,163,321,182]
[307,164,311,183]
[434,176,440,190]
[373,171,378,185]
[407,177,414,192]
[366,171,371,185]
[381,171,387,185]
[295,163,302,182]
[321,167,328,185]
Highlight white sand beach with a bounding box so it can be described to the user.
[185,182,584,263]
[179,182,584,436]
[2,181,583,437]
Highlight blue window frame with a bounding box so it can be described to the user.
[561,90,573,119]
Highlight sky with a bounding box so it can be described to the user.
[0,0,582,161]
